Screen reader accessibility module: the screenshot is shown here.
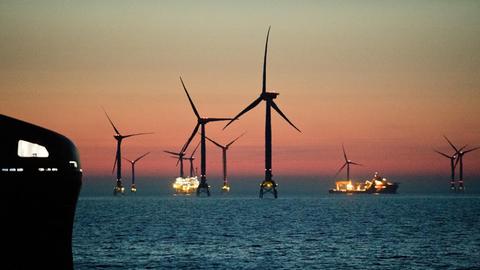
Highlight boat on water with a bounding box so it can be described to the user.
[172,176,200,194]
[1,114,82,269]
[329,172,399,194]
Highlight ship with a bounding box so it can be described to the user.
[329,172,398,194]
[172,176,200,194]
[1,114,82,269]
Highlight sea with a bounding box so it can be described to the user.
[73,177,480,269]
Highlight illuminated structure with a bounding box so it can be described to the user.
[329,172,398,194]
[167,142,201,194]
[1,114,82,269]
[172,176,200,194]
[123,152,150,193]
[179,77,233,196]
[103,109,152,195]
[224,27,301,198]
[443,136,480,191]
[206,133,245,192]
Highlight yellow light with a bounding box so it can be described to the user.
[173,176,200,194]
[346,181,354,191]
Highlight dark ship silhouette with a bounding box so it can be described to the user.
[1,114,82,269]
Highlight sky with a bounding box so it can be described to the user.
[1,1,479,182]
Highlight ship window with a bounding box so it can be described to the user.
[17,140,49,158]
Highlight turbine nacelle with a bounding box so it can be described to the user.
[198,117,224,124]
[261,91,279,100]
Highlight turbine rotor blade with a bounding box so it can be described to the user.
[454,155,460,169]
[190,141,201,158]
[182,123,200,153]
[112,148,119,174]
[206,118,234,122]
[342,144,348,162]
[350,162,362,166]
[122,157,133,164]
[443,136,459,153]
[103,108,121,135]
[262,26,271,93]
[164,150,180,156]
[180,76,200,119]
[334,163,347,178]
[227,132,246,147]
[463,146,480,154]
[434,149,451,159]
[205,136,224,149]
[123,132,154,139]
[224,97,263,130]
[134,152,150,163]
[271,101,301,132]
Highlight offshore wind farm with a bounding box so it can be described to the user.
[1,1,480,269]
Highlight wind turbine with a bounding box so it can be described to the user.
[224,27,301,198]
[334,144,362,181]
[444,136,480,191]
[164,150,186,178]
[103,109,153,195]
[206,133,245,192]
[123,152,150,193]
[434,145,465,191]
[184,141,200,177]
[180,77,234,196]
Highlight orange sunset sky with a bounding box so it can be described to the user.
[1,1,479,180]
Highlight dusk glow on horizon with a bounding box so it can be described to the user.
[1,1,479,180]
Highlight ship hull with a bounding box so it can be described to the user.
[1,114,83,269]
[5,172,82,269]
[329,183,399,194]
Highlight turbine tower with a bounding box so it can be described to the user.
[123,152,150,193]
[206,133,245,192]
[184,141,200,177]
[180,77,233,196]
[103,109,152,195]
[434,146,465,191]
[224,27,301,198]
[334,144,362,181]
[444,136,480,191]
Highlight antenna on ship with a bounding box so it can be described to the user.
[179,77,234,196]
[103,108,153,195]
[206,133,245,192]
[123,152,150,193]
[223,26,301,199]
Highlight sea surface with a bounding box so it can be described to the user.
[73,193,480,269]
